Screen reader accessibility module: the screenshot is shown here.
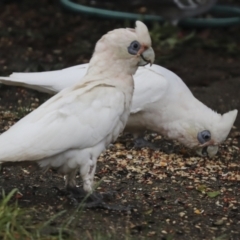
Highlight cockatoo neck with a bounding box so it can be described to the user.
[87,50,139,79]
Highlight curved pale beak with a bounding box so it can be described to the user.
[139,47,155,66]
[196,145,219,158]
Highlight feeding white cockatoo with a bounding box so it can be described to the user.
[0,64,237,157]
[0,21,155,198]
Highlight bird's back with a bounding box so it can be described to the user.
[0,79,131,164]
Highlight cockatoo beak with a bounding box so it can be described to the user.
[196,145,219,158]
[138,47,155,66]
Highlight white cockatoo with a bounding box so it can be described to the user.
[0,21,155,197]
[0,64,237,157]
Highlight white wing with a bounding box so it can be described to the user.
[0,64,88,94]
[131,64,170,113]
[0,81,126,162]
[0,63,192,113]
[0,64,175,110]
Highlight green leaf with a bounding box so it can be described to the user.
[207,191,220,198]
[144,209,153,215]
[197,185,207,193]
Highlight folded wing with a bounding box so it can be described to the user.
[0,81,125,162]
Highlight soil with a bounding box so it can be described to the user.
[0,0,240,239]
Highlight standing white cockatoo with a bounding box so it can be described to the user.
[0,64,237,157]
[0,21,155,197]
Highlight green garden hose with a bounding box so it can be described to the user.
[60,0,240,27]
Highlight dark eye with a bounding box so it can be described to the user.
[128,41,141,55]
[197,130,211,144]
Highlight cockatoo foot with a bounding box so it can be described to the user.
[55,186,130,211]
[134,137,161,150]
[64,186,115,206]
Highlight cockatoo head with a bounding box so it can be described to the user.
[176,109,238,157]
[88,21,155,75]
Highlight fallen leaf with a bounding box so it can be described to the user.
[207,191,220,198]
[196,185,207,193]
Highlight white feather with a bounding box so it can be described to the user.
[0,21,155,192]
[0,82,126,162]
[0,64,88,94]
[0,64,237,155]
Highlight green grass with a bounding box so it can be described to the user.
[150,22,195,50]
[0,189,67,240]
[0,186,135,240]
[0,189,33,239]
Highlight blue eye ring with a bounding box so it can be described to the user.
[197,130,211,144]
[128,41,141,55]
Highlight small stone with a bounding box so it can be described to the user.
[147,231,156,236]
[15,192,23,199]
[213,219,224,226]
[179,212,185,217]
[103,179,111,183]
[194,209,202,214]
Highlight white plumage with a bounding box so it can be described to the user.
[0,21,155,193]
[127,64,237,157]
[0,63,237,157]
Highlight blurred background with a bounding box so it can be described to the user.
[0,0,239,137]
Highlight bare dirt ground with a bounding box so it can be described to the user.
[0,0,240,239]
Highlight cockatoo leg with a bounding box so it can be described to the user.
[58,162,130,211]
[65,169,78,190]
[80,157,97,193]
[63,159,103,205]
[80,158,115,203]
